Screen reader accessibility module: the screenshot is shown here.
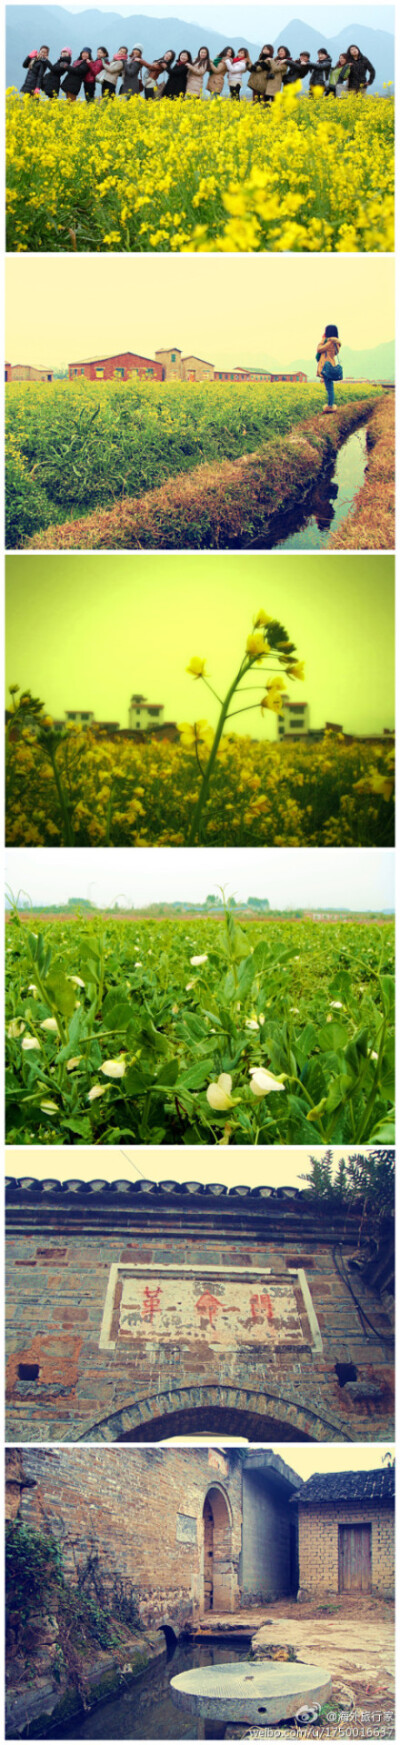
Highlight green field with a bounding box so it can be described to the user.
[6,377,381,548]
[6,905,394,1147]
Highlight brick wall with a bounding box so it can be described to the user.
[298,1503,394,1597]
[7,1447,243,1629]
[68,353,163,382]
[6,1196,393,1445]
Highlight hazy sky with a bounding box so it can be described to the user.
[6,554,394,739]
[7,3,394,29]
[5,1145,386,1190]
[5,846,395,909]
[5,255,394,373]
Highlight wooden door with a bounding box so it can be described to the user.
[338,1523,372,1592]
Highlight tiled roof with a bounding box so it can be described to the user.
[291,1467,395,1505]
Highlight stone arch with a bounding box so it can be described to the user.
[202,1484,234,1614]
[80,1385,354,1444]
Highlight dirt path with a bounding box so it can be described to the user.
[329,392,394,551]
[26,398,381,553]
[195,1599,394,1737]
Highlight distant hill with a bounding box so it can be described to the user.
[6,8,394,94]
[288,340,395,382]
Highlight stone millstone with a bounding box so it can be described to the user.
[170,1660,332,1724]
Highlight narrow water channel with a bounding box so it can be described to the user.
[51,1637,251,1740]
[249,423,368,551]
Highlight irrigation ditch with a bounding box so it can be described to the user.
[25,392,393,554]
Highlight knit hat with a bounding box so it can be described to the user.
[132,42,143,51]
[61,47,72,55]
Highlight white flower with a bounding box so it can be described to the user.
[28,983,38,998]
[66,1056,82,1072]
[249,1067,285,1097]
[370,1050,379,1061]
[40,1101,59,1114]
[190,955,208,966]
[134,961,142,969]
[330,1001,343,1009]
[290,1007,299,1015]
[87,1084,108,1102]
[8,1019,25,1039]
[21,1036,41,1051]
[67,975,85,988]
[258,1013,265,1025]
[172,1003,179,1015]
[40,1017,59,1034]
[186,981,195,991]
[206,1074,234,1111]
[245,1019,259,1032]
[100,1058,126,1079]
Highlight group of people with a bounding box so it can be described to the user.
[20,41,376,102]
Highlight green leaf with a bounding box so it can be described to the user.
[177,1058,215,1090]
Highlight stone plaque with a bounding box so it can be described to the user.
[99,1265,321,1354]
[118,1274,304,1346]
[176,1513,197,1544]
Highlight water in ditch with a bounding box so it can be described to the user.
[52,1636,251,1740]
[250,423,368,551]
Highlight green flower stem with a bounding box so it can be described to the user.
[188,658,249,845]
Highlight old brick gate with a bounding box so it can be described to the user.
[6,1446,302,1626]
[5,1178,394,1444]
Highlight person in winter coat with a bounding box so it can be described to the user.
[21,48,51,95]
[282,49,312,87]
[83,48,108,101]
[225,48,251,99]
[119,45,144,98]
[61,48,93,101]
[207,47,234,96]
[43,48,71,96]
[140,56,168,97]
[316,324,343,412]
[309,49,332,92]
[98,48,128,97]
[342,44,375,92]
[252,45,290,101]
[325,53,350,97]
[161,50,192,97]
[186,47,216,97]
[248,45,276,104]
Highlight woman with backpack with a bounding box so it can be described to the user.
[316,324,343,413]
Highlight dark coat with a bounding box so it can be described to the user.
[61,58,89,95]
[344,54,375,90]
[21,54,52,93]
[309,57,332,88]
[283,58,311,86]
[120,58,143,94]
[43,55,71,96]
[161,61,189,96]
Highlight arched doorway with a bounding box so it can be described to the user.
[81,1385,353,1445]
[202,1486,234,1614]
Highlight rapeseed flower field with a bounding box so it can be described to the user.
[6,714,395,848]
[6,87,394,253]
[5,902,394,1146]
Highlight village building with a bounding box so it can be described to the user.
[68,351,163,382]
[5,362,53,382]
[292,1465,395,1600]
[5,1448,394,1627]
[5,1178,394,1447]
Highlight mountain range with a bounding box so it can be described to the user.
[288,340,395,381]
[6,10,394,94]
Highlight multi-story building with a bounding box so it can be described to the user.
[128,694,165,732]
[277,696,310,739]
